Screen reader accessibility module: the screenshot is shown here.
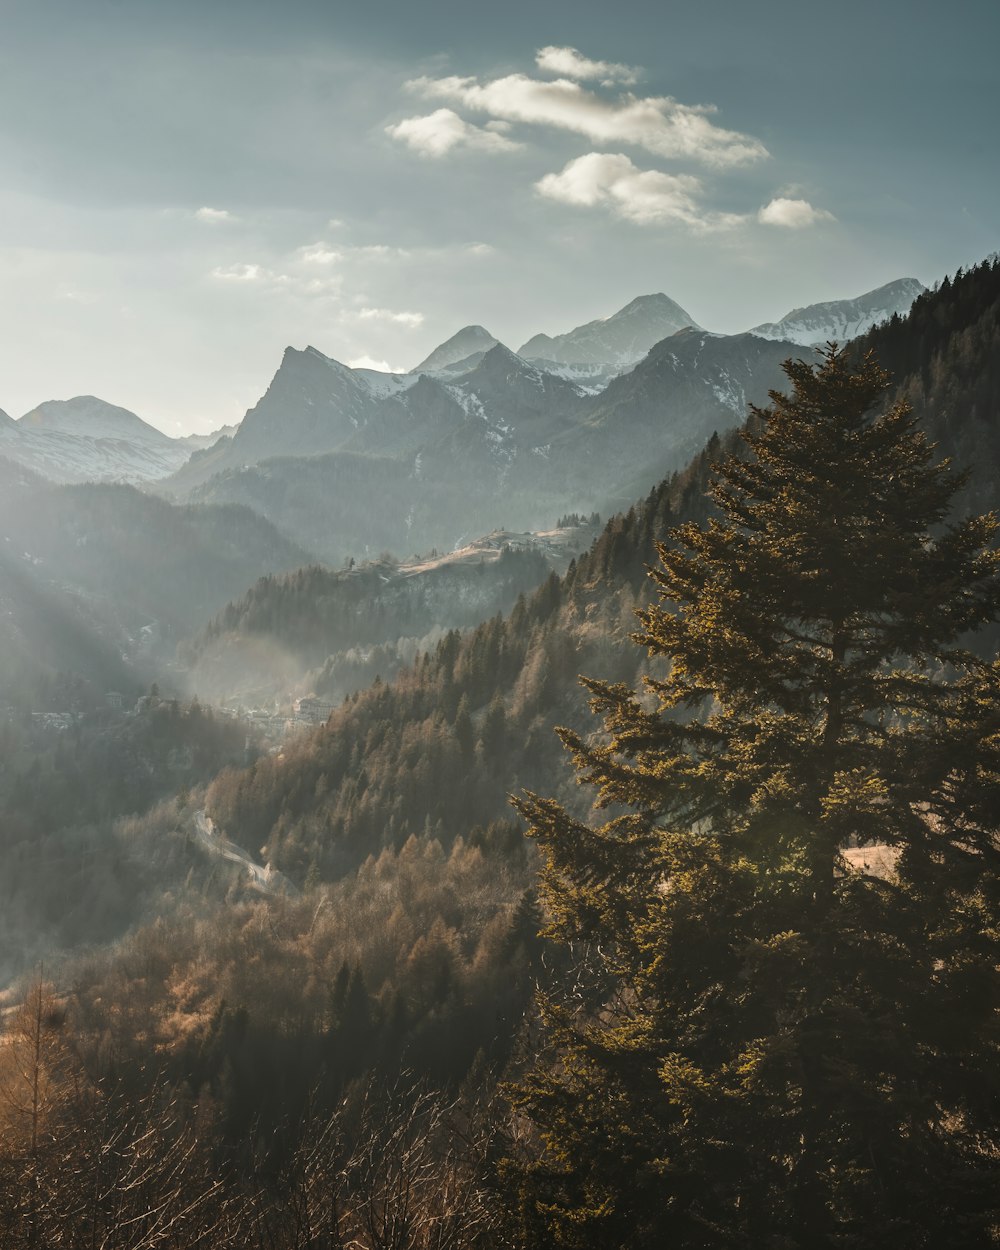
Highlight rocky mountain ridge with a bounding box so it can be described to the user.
[517,292,700,366]
[749,277,926,345]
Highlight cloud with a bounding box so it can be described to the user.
[210,262,264,280]
[298,243,342,264]
[195,206,236,224]
[346,355,400,372]
[407,74,767,168]
[386,108,522,157]
[757,197,835,228]
[357,307,424,327]
[209,262,342,298]
[536,153,746,230]
[535,46,639,85]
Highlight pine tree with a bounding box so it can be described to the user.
[508,348,1000,1249]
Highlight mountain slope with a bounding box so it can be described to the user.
[412,325,500,372]
[227,346,401,463]
[0,460,314,679]
[518,293,700,365]
[20,396,175,445]
[0,396,195,484]
[531,329,806,513]
[749,277,926,345]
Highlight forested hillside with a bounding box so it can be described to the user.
[2,258,998,1247]
[206,258,1000,879]
[180,534,593,705]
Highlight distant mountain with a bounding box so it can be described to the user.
[0,459,141,707]
[0,395,195,484]
[518,293,700,366]
[0,424,192,484]
[175,330,800,565]
[161,339,588,514]
[158,276,935,565]
[538,329,806,512]
[412,325,500,373]
[0,459,313,689]
[20,396,174,445]
[229,345,432,466]
[749,278,926,345]
[180,423,238,452]
[0,539,139,711]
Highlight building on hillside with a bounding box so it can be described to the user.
[293,696,337,725]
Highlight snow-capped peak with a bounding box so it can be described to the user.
[19,395,174,446]
[748,278,926,346]
[518,292,701,367]
[411,326,501,374]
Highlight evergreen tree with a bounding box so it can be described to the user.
[508,348,1000,1249]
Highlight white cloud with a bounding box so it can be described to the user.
[347,355,399,372]
[209,262,343,298]
[537,153,746,230]
[195,206,236,224]
[407,74,767,168]
[211,262,265,281]
[298,242,342,264]
[535,46,639,85]
[357,307,424,327]
[386,108,522,157]
[758,197,835,228]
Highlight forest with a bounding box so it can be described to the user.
[1,258,999,1246]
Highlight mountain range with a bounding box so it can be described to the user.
[0,277,925,564]
[155,330,798,564]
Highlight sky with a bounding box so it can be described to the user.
[0,0,997,435]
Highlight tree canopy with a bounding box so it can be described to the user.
[509,347,1000,1249]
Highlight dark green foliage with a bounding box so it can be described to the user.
[507,348,1000,1248]
[852,255,1000,515]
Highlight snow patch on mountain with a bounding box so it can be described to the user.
[519,293,701,367]
[0,423,192,484]
[19,396,175,446]
[749,278,926,346]
[353,369,421,399]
